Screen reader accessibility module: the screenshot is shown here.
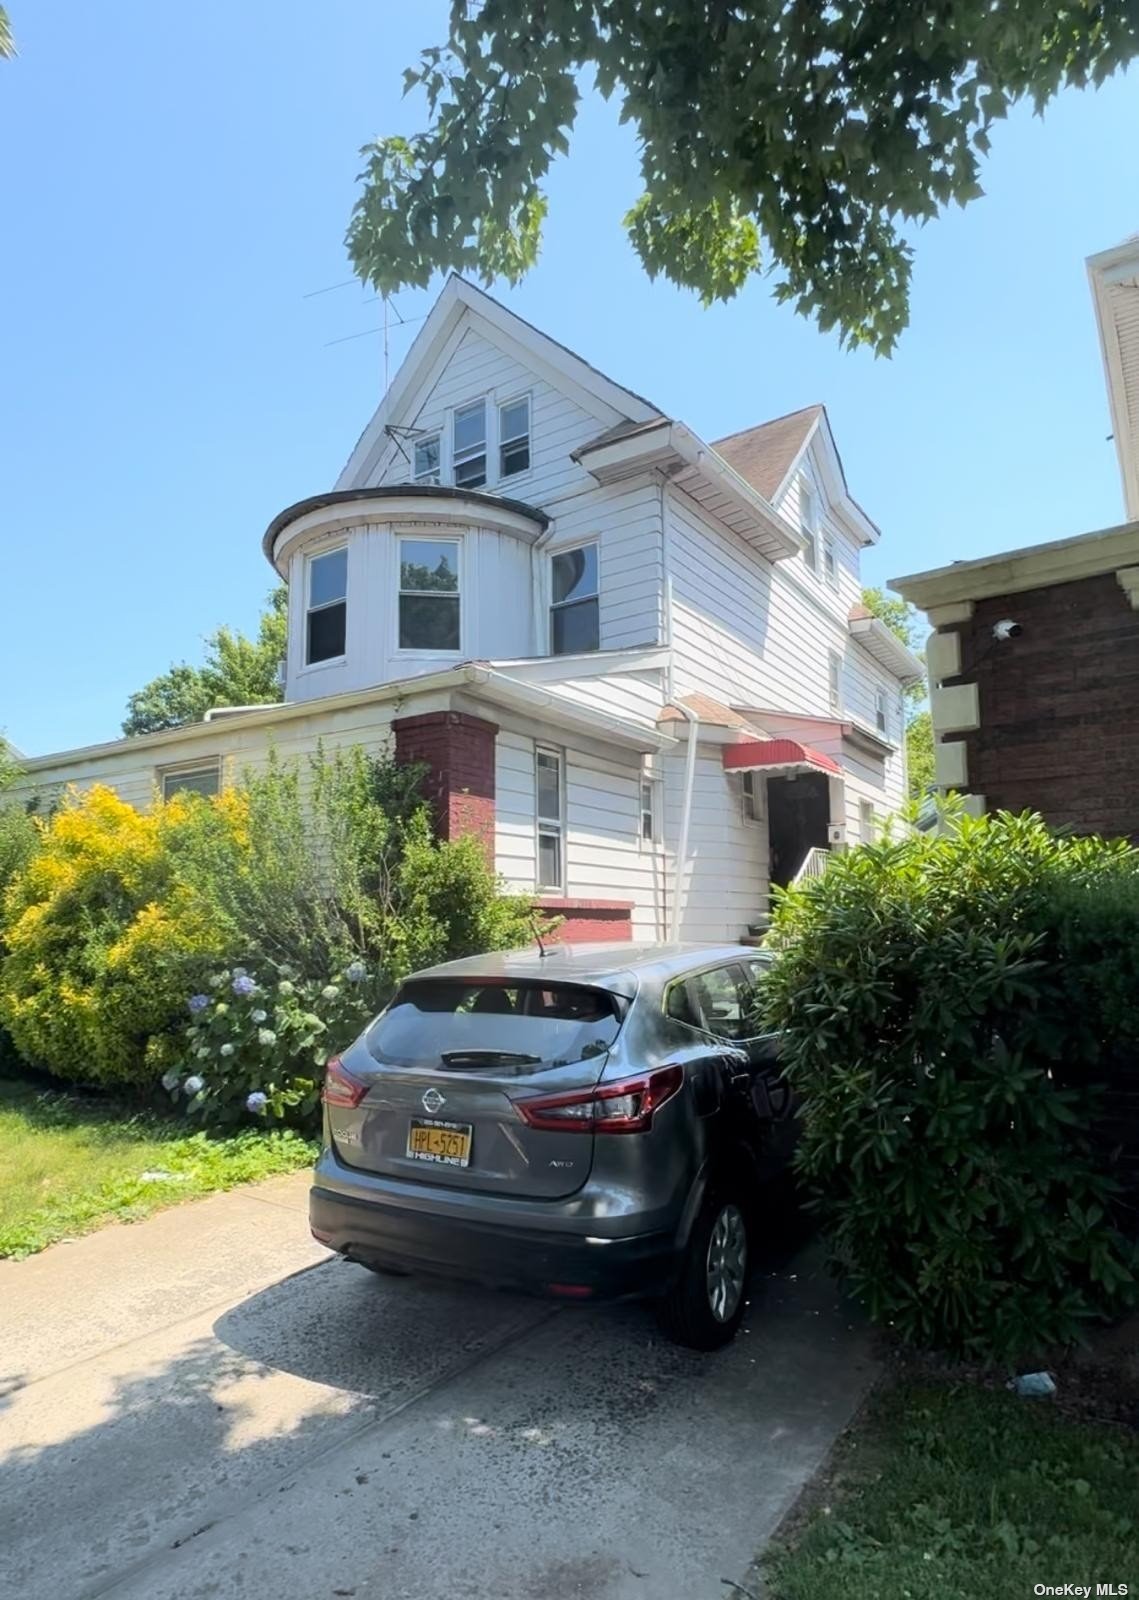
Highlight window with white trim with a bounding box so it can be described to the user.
[875,686,888,735]
[741,770,762,824]
[640,774,662,843]
[162,762,220,801]
[536,747,565,891]
[305,547,348,665]
[828,650,843,714]
[860,799,876,843]
[800,478,819,573]
[412,434,441,484]
[823,532,839,589]
[398,537,461,651]
[550,544,600,654]
[499,396,531,479]
[452,400,487,488]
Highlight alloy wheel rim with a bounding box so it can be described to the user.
[706,1203,747,1323]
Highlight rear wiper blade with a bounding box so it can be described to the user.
[439,1050,542,1067]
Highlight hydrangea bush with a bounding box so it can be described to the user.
[164,960,388,1129]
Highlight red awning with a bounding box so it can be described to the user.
[722,738,842,777]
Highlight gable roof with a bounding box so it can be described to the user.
[711,405,824,501]
[336,276,664,490]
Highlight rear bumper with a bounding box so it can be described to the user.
[309,1184,677,1301]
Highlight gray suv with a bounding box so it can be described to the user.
[309,941,796,1349]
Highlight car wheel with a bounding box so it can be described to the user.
[656,1187,750,1351]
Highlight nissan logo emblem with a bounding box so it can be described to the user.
[421,1088,445,1115]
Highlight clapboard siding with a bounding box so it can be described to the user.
[548,479,665,652]
[494,731,538,891]
[660,744,767,941]
[370,323,612,510]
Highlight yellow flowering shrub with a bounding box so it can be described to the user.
[0,785,247,1086]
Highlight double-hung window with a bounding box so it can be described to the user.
[452,400,487,488]
[413,434,441,485]
[828,650,843,714]
[741,771,762,823]
[306,547,348,665]
[499,396,530,479]
[550,544,600,654]
[536,747,565,891]
[640,774,661,843]
[161,762,220,801]
[398,538,460,651]
[800,479,819,573]
[823,532,839,589]
[875,686,888,735]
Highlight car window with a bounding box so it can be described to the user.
[691,964,751,1041]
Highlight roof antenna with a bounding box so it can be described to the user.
[531,915,549,958]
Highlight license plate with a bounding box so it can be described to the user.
[406,1118,472,1167]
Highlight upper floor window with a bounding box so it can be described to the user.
[550,544,600,655]
[828,649,843,714]
[306,547,348,665]
[452,401,487,489]
[800,479,819,573]
[874,686,888,735]
[640,773,661,843]
[413,434,441,485]
[499,397,531,479]
[823,532,839,590]
[162,761,220,801]
[536,746,565,891]
[399,538,461,652]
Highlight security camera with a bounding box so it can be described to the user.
[993,619,1022,641]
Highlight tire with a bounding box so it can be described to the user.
[656,1186,750,1351]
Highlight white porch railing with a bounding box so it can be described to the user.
[790,845,830,889]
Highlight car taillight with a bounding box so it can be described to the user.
[321,1054,368,1108]
[515,1065,683,1134]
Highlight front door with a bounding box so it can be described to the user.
[767,772,830,888]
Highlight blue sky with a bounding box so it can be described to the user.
[2,2,1135,756]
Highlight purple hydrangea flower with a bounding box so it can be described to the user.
[246,1091,268,1115]
[188,994,210,1014]
[232,974,257,997]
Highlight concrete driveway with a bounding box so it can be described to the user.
[0,1173,877,1600]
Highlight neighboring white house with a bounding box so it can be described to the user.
[12,277,921,944]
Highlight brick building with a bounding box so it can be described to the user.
[893,523,1139,837]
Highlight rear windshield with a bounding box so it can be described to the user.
[368,979,625,1071]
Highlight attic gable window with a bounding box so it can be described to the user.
[306,547,348,665]
[413,434,441,485]
[823,532,839,589]
[550,544,600,654]
[452,400,487,488]
[800,478,819,572]
[399,537,461,652]
[499,396,531,478]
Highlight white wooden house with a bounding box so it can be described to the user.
[15,278,921,943]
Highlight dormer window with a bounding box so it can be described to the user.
[452,401,487,489]
[499,397,531,479]
[550,544,600,654]
[413,435,441,485]
[306,547,348,665]
[399,537,461,651]
[800,479,819,572]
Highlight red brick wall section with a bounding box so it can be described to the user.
[536,899,635,943]
[392,712,498,856]
[947,572,1139,839]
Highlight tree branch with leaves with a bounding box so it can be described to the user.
[348,1,1139,353]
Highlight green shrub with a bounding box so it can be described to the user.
[164,959,390,1128]
[762,809,1139,1363]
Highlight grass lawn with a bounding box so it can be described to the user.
[763,1378,1139,1600]
[0,1076,317,1259]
